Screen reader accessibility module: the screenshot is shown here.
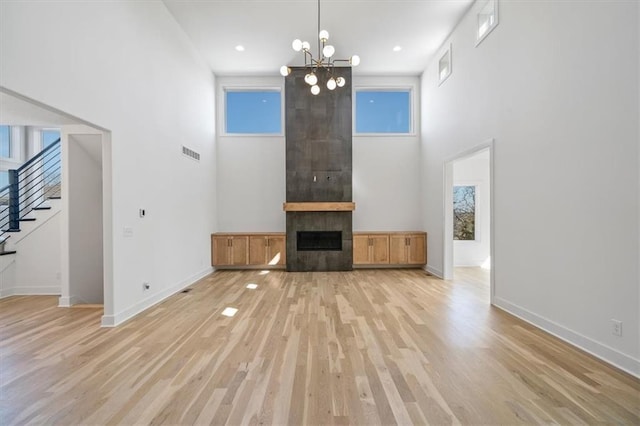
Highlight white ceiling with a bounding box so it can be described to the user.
[162,0,474,75]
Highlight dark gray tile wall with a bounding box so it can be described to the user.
[285,67,353,271]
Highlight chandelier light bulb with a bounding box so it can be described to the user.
[292,39,303,52]
[280,66,291,77]
[350,55,361,66]
[327,78,337,90]
[319,30,329,41]
[336,76,346,87]
[308,73,318,85]
[301,41,311,51]
[311,85,320,95]
[322,45,335,58]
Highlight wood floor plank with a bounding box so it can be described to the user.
[0,268,638,425]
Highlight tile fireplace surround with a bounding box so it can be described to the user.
[284,67,353,271]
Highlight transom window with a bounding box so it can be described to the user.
[355,90,411,134]
[225,90,282,135]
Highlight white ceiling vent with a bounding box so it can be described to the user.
[182,146,200,161]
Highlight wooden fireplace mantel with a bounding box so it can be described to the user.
[283,202,356,212]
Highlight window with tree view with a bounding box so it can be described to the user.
[453,185,476,240]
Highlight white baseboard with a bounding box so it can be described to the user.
[58,295,84,307]
[493,297,640,378]
[0,286,60,299]
[101,266,214,327]
[424,264,444,279]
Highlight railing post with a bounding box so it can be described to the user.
[8,169,19,230]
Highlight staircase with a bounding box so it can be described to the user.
[0,138,61,255]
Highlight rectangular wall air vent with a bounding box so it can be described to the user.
[182,146,200,161]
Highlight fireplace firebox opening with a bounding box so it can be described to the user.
[297,231,342,251]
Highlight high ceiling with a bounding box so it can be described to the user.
[162,0,474,76]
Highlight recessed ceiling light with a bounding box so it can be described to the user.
[393,46,402,52]
[235,45,245,52]
[221,307,238,317]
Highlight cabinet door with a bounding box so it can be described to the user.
[230,236,248,265]
[249,236,267,265]
[212,236,230,266]
[353,235,371,264]
[408,234,426,264]
[370,235,390,264]
[267,236,286,266]
[389,235,407,264]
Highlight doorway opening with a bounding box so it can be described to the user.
[0,86,113,322]
[443,142,494,303]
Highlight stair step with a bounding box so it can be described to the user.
[0,251,17,256]
[33,206,52,211]
[48,196,61,200]
[19,218,36,222]
[4,229,21,233]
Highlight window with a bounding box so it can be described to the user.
[0,171,7,188]
[225,90,282,134]
[438,45,452,85]
[476,0,499,46]
[0,126,11,158]
[42,129,61,147]
[453,185,476,240]
[355,90,411,134]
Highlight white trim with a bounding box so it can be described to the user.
[1,286,60,298]
[424,264,444,279]
[100,266,213,327]
[494,297,640,378]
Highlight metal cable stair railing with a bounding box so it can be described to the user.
[0,138,62,246]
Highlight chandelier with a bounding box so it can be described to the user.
[279,0,360,95]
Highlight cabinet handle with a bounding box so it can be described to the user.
[369,238,372,246]
[267,238,270,247]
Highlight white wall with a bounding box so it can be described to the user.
[215,75,423,233]
[67,134,103,304]
[0,210,61,298]
[453,151,490,267]
[353,76,423,232]
[216,76,286,232]
[0,1,217,324]
[421,1,639,374]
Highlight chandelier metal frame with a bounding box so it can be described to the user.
[280,0,360,95]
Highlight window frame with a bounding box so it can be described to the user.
[222,87,285,137]
[0,125,12,159]
[438,44,452,86]
[353,87,415,137]
[475,0,499,47]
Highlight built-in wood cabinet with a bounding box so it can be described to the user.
[249,234,286,266]
[353,234,389,264]
[212,233,285,268]
[213,231,425,268]
[354,232,426,267]
[211,235,249,266]
[389,233,426,265]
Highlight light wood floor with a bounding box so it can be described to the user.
[1,269,638,425]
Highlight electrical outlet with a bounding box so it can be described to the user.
[143,282,150,292]
[612,319,622,336]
